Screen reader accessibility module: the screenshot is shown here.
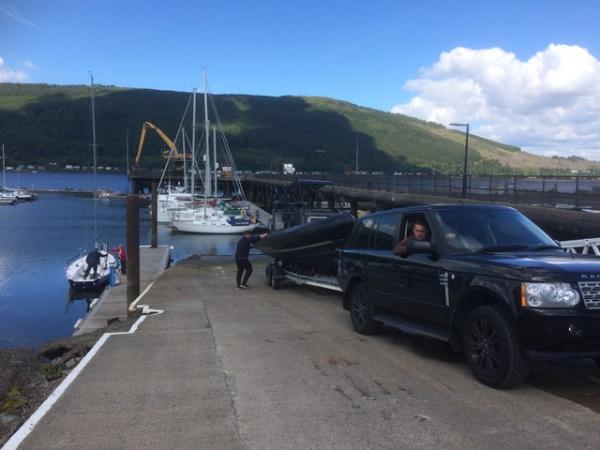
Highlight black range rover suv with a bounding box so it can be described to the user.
[338,204,600,388]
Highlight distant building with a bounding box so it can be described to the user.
[283,163,296,175]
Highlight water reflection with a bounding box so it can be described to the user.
[66,287,105,313]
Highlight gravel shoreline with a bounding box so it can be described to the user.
[0,319,135,447]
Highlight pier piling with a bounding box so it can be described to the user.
[126,194,140,316]
[151,181,158,248]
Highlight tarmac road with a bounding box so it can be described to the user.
[14,257,600,450]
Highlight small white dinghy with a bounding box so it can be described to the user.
[66,246,118,290]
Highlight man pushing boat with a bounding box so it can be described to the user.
[235,230,268,289]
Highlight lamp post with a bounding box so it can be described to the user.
[449,122,470,198]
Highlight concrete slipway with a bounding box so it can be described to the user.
[6,257,600,450]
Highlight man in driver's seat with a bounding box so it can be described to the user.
[394,220,429,256]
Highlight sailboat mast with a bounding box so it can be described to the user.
[203,70,211,217]
[90,73,98,244]
[191,88,197,197]
[182,128,188,191]
[126,129,130,176]
[2,144,5,189]
[213,126,217,200]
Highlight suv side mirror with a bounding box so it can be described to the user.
[407,240,437,255]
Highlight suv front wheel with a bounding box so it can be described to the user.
[464,305,530,389]
[350,283,382,335]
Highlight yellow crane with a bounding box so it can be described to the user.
[134,121,192,166]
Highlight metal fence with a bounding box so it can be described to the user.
[560,238,600,255]
[253,173,600,210]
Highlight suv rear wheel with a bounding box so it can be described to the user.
[350,283,382,335]
[464,305,530,389]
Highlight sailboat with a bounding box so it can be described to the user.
[0,144,19,204]
[65,74,117,290]
[0,144,37,202]
[171,72,256,234]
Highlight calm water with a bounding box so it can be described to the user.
[0,172,242,349]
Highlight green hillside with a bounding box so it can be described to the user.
[1,83,598,175]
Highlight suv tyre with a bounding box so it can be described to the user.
[464,305,530,389]
[350,283,382,335]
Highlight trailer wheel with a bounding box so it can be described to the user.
[266,265,273,287]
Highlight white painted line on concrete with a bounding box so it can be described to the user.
[128,281,164,315]
[1,314,148,450]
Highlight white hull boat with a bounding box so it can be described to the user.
[156,192,194,223]
[172,220,256,234]
[0,194,16,205]
[66,252,118,290]
[171,206,256,234]
[10,188,37,201]
[168,72,256,235]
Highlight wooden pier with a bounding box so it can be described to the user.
[73,245,171,335]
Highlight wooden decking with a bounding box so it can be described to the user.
[73,245,171,335]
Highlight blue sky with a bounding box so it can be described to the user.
[2,0,600,158]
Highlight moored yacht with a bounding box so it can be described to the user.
[0,191,16,205]
[171,205,256,234]
[169,70,254,234]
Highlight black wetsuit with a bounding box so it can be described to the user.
[83,249,105,278]
[235,235,261,287]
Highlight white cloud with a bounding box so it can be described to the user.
[23,59,37,70]
[0,2,37,28]
[391,44,600,160]
[0,56,29,82]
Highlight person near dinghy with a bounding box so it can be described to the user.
[83,248,108,279]
[235,231,268,288]
[112,244,127,275]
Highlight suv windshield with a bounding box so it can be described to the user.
[434,208,559,254]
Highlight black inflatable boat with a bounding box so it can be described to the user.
[256,212,355,274]
[257,178,355,275]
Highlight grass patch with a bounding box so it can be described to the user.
[39,364,63,381]
[0,386,26,415]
